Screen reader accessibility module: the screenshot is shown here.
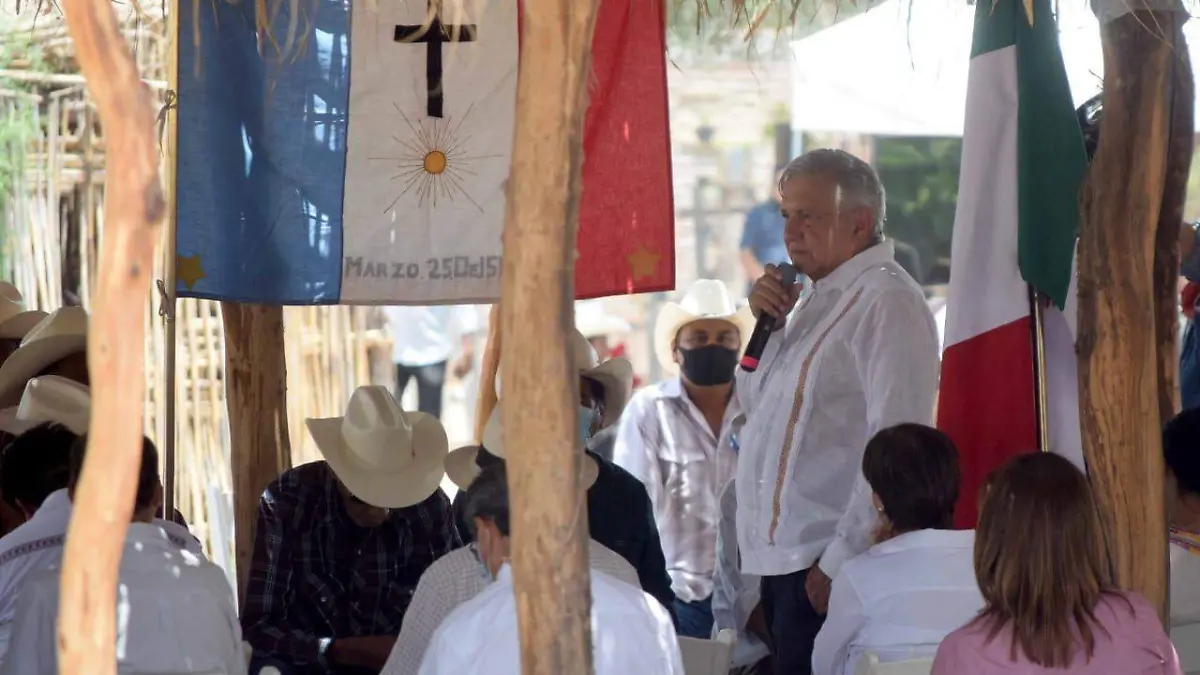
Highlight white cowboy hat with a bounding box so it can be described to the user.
[0,307,88,407]
[0,376,90,436]
[494,329,633,426]
[654,279,756,374]
[574,300,632,339]
[0,283,47,341]
[445,401,600,491]
[306,385,448,509]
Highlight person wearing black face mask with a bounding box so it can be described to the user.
[612,279,756,639]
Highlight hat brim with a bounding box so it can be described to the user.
[654,304,757,375]
[306,411,448,509]
[0,311,47,340]
[445,443,598,491]
[0,407,32,436]
[580,358,633,426]
[445,445,481,490]
[577,316,633,339]
[0,335,88,407]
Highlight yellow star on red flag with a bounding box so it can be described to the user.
[627,245,661,282]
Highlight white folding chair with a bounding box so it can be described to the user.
[678,628,737,675]
[853,651,934,675]
[1173,622,1200,675]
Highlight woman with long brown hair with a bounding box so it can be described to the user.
[932,453,1179,675]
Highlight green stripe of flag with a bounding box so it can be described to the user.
[971,0,1087,309]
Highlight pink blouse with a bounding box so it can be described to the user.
[932,592,1180,675]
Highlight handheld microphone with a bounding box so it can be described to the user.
[740,263,798,373]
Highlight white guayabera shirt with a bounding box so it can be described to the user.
[417,564,684,675]
[1,522,243,675]
[734,241,940,580]
[0,488,204,666]
[382,540,638,675]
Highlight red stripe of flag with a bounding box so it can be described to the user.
[938,317,1040,527]
[518,0,676,299]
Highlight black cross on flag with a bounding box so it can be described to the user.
[394,1,477,118]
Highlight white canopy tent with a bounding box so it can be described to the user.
[790,0,1200,137]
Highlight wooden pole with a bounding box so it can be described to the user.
[500,0,599,672]
[474,303,501,443]
[55,0,165,670]
[223,302,292,600]
[1077,7,1193,621]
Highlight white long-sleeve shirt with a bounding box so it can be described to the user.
[612,377,738,602]
[0,489,204,664]
[382,540,638,675]
[418,564,684,675]
[1,522,243,675]
[734,241,939,578]
[811,529,983,675]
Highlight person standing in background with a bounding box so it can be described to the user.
[613,279,754,638]
[740,167,791,294]
[383,306,477,419]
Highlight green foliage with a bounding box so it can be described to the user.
[874,137,963,284]
[0,35,46,264]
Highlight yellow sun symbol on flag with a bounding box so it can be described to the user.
[371,102,501,214]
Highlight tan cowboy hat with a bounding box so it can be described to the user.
[0,376,90,436]
[654,279,756,374]
[0,307,88,407]
[574,300,632,339]
[495,329,633,426]
[445,400,599,491]
[0,283,47,341]
[306,385,448,508]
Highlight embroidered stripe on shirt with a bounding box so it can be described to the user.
[768,288,865,545]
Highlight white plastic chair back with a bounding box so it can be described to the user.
[1173,622,1200,675]
[678,628,737,675]
[853,651,934,675]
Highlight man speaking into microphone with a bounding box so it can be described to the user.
[734,149,938,674]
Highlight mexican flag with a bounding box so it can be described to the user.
[937,0,1088,527]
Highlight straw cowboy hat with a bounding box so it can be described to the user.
[306,385,448,509]
[0,376,90,436]
[0,283,47,341]
[574,300,632,339]
[0,307,88,407]
[654,279,756,374]
[445,400,600,491]
[495,329,633,427]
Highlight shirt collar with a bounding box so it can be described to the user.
[870,528,974,556]
[33,488,72,521]
[496,562,513,585]
[811,240,895,293]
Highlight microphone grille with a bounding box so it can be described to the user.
[778,262,799,286]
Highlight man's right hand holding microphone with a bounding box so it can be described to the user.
[748,263,802,327]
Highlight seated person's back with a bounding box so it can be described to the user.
[382,447,638,675]
[813,424,983,675]
[1163,408,1200,625]
[242,386,460,674]
[417,459,683,675]
[0,420,203,665]
[932,453,1179,675]
[1,435,242,674]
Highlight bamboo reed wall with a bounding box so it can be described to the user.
[1,11,392,570]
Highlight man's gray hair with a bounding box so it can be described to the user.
[778,148,886,241]
[463,458,511,537]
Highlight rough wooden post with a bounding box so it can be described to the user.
[499,0,599,672]
[1077,7,1193,621]
[474,304,501,442]
[55,0,165,670]
[223,302,292,600]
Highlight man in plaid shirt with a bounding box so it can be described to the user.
[242,386,461,675]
